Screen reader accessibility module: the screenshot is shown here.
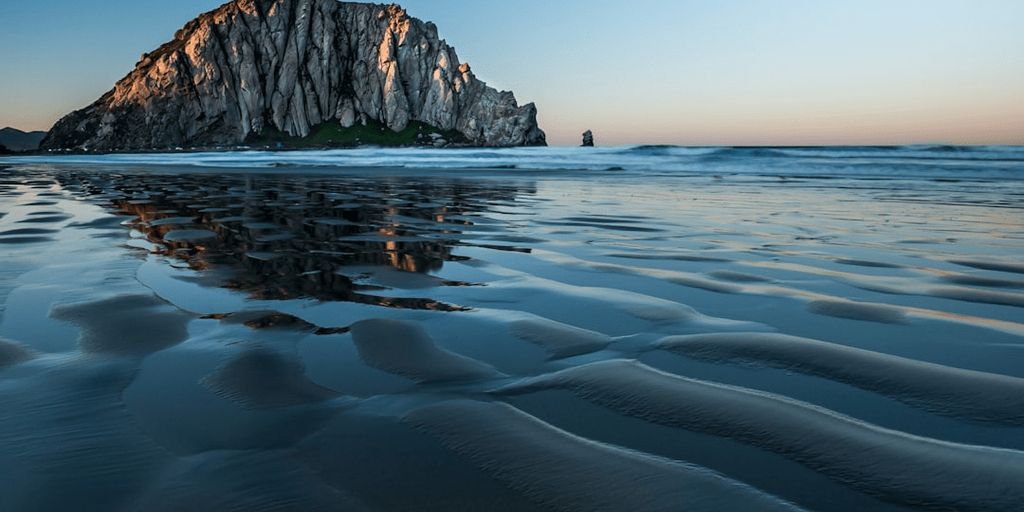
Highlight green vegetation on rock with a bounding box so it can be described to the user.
[246,120,468,149]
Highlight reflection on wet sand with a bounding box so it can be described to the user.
[61,173,537,311]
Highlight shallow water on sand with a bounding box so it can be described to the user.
[1,158,1023,511]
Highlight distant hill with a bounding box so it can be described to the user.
[0,127,47,152]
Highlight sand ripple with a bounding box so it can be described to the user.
[202,348,339,409]
[51,294,192,356]
[351,319,503,383]
[659,332,1024,424]
[509,318,612,359]
[0,337,34,368]
[807,299,908,324]
[498,360,1024,511]
[405,400,803,512]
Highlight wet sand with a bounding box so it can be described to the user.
[0,160,1023,511]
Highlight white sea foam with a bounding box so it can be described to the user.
[10,145,1024,180]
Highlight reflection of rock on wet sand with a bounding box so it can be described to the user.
[85,174,535,311]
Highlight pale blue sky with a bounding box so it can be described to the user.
[1,0,1021,145]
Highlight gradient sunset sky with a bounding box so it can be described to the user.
[1,0,1021,146]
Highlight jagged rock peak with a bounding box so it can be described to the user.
[42,0,546,151]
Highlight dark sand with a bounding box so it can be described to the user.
[0,158,1022,511]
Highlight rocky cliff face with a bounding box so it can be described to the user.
[42,0,545,151]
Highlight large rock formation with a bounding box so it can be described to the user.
[42,0,546,151]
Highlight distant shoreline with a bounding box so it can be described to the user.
[4,142,1022,159]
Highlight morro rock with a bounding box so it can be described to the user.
[41,0,546,151]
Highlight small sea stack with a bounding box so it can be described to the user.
[581,130,595,147]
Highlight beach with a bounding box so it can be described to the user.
[1,146,1023,511]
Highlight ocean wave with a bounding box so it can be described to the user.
[617,145,720,157]
[6,145,1023,180]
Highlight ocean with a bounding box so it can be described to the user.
[11,144,1024,178]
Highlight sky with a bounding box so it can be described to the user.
[1,0,1022,146]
